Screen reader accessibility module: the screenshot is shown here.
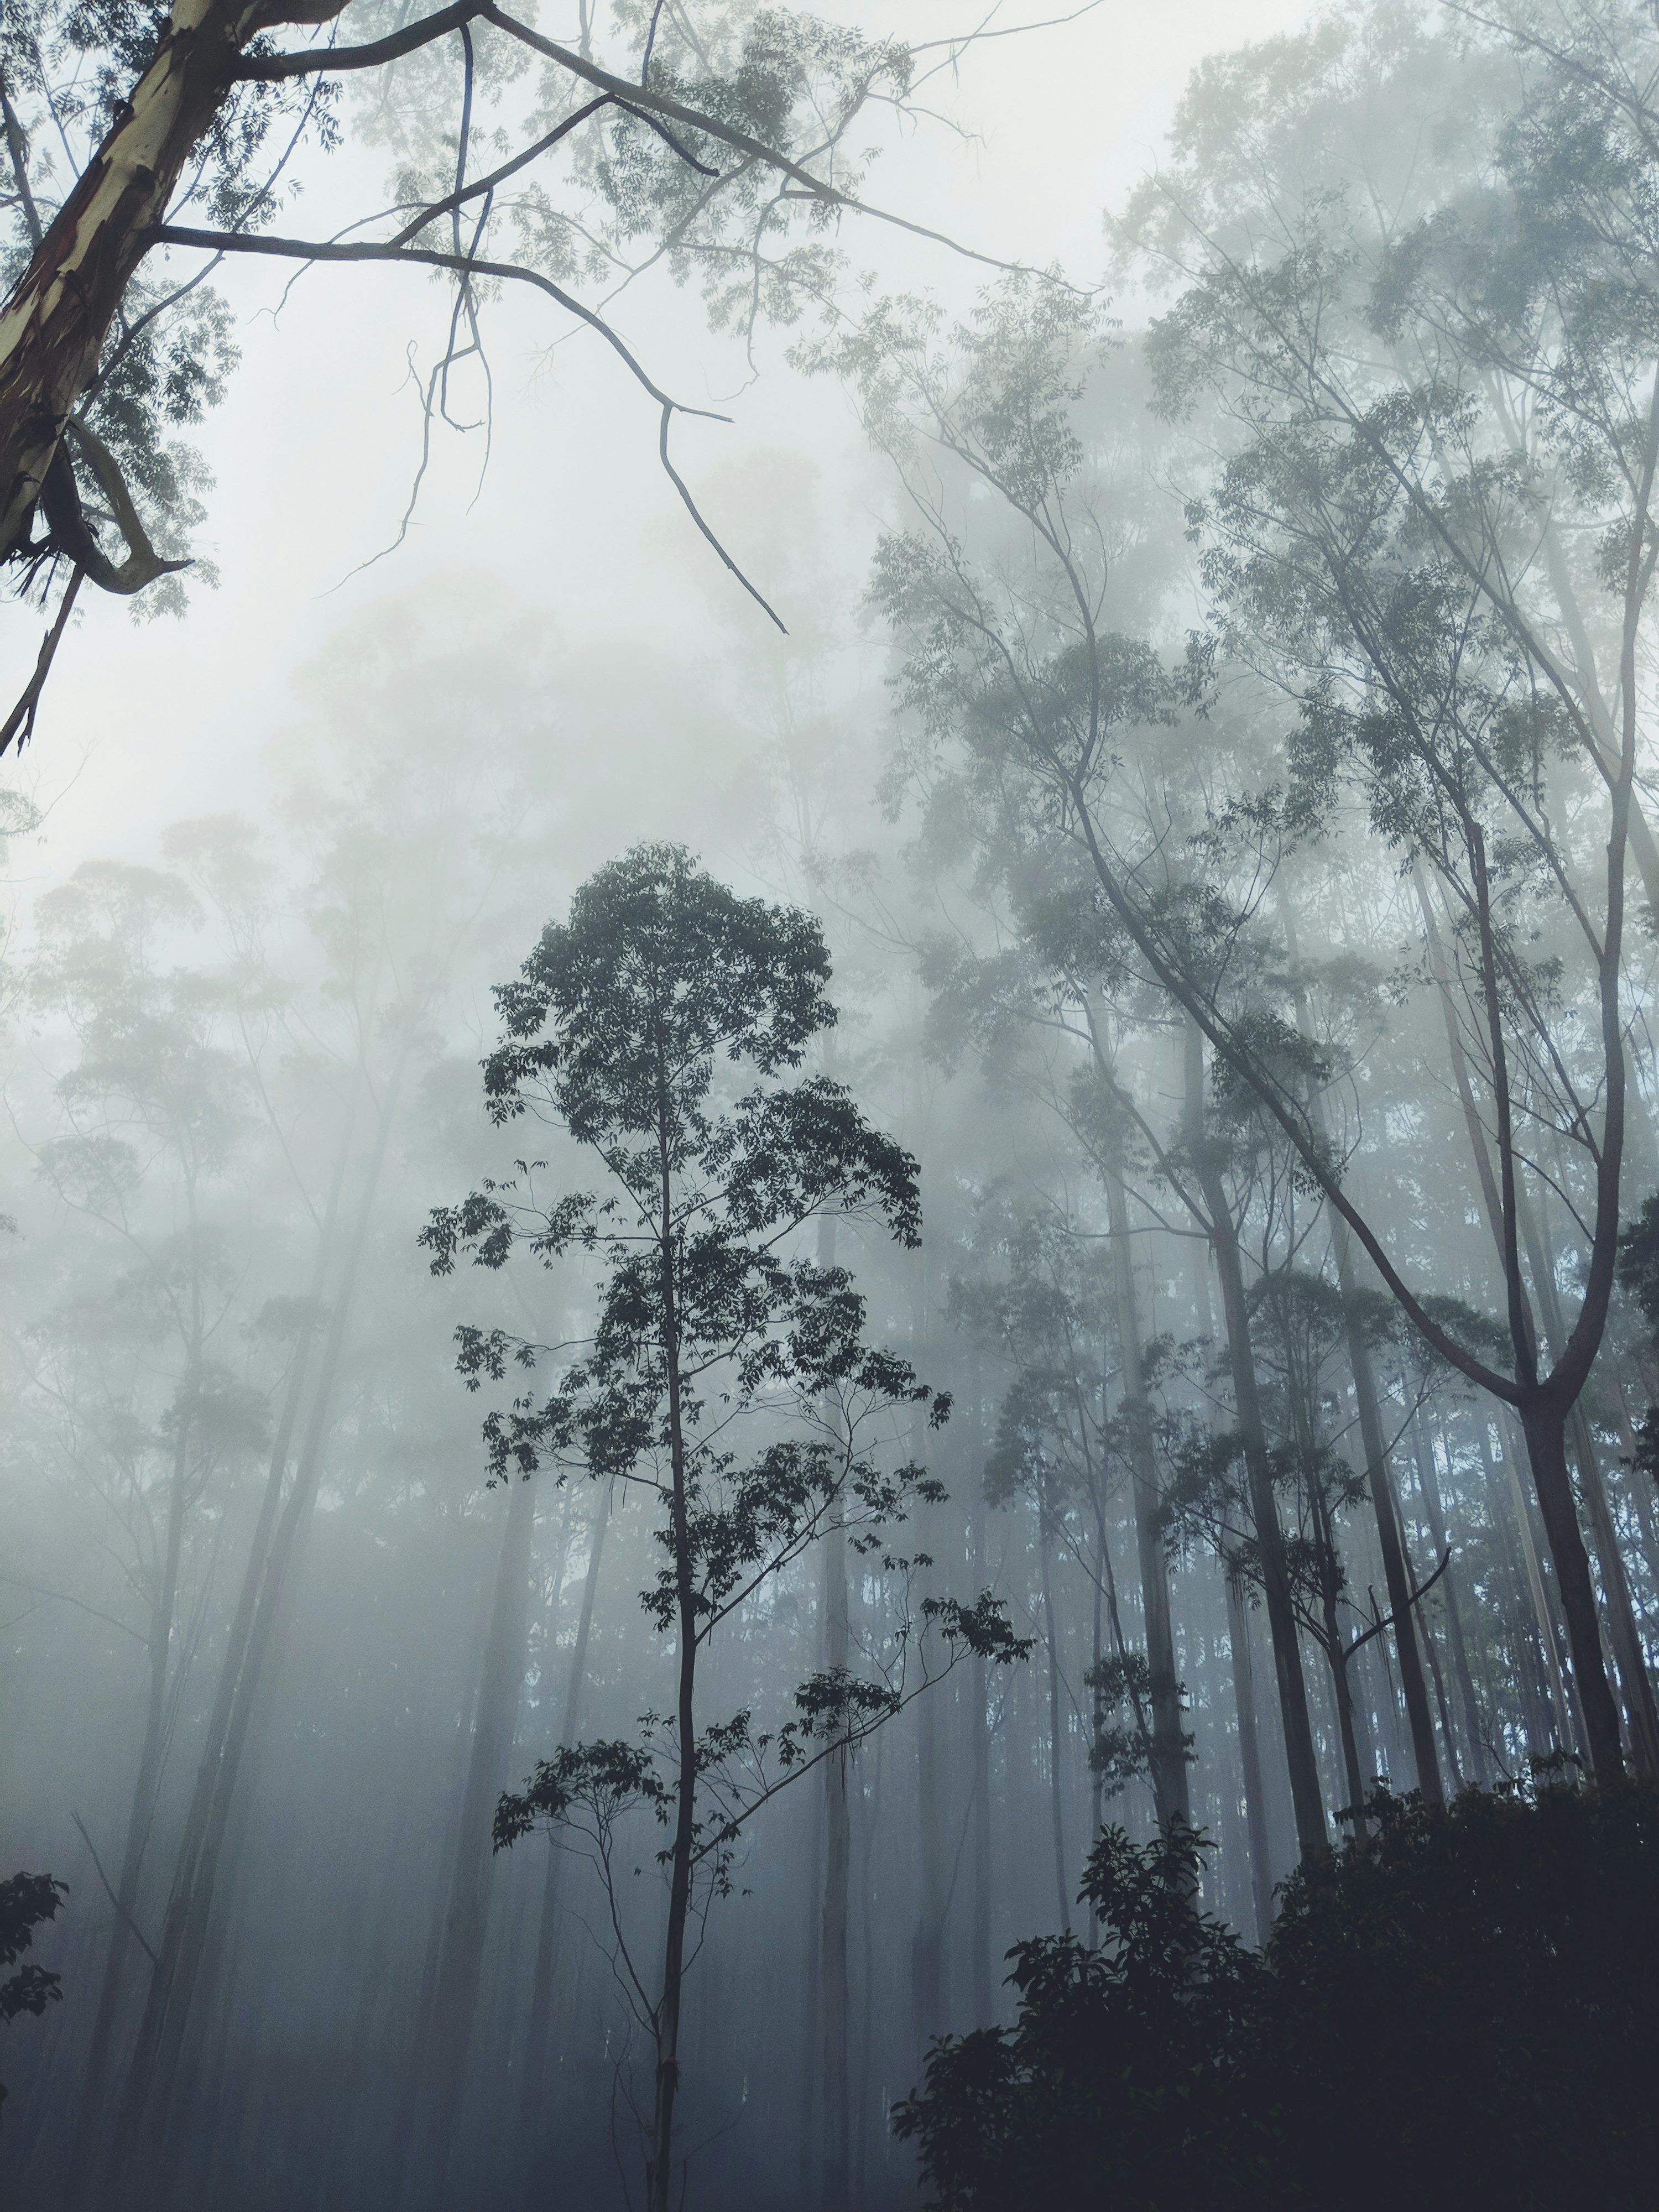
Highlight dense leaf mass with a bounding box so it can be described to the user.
[898,1777,1659,2212]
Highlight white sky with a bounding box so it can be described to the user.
[0,0,1311,884]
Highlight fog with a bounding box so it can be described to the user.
[5,4,1659,2209]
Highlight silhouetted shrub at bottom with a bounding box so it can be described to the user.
[894,1777,1659,2211]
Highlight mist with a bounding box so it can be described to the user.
[4,4,1659,2210]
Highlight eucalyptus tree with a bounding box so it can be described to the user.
[833,0,1659,1778]
[16,856,269,2164]
[98,676,560,2179]
[1102,0,1659,1778]
[0,0,1042,744]
[424,842,1022,2212]
[951,1190,1193,1875]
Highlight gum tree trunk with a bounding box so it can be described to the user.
[109,1056,404,2167]
[0,0,345,560]
[404,1465,539,2199]
[1183,1019,1327,1860]
[1224,1566,1274,1943]
[70,1401,193,2194]
[519,1485,609,2180]
[1100,1134,1191,1829]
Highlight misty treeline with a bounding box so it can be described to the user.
[8,0,1659,2207]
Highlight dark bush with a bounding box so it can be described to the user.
[895,1777,1659,2210]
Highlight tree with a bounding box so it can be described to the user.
[0,0,1030,745]
[834,5,1658,1769]
[424,842,1024,2212]
[1107,0,1659,1777]
[897,1774,1659,2212]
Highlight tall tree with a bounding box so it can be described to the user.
[427,843,1024,2211]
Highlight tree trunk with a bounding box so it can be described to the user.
[404,1465,539,2200]
[70,1400,193,2190]
[1100,1139,1191,1828]
[648,1111,695,2212]
[1282,917,1443,1807]
[1520,1402,1625,1780]
[1571,1400,1659,1771]
[1037,1507,1070,1932]
[1183,1018,1326,1859]
[1224,1566,1274,1943]
[1410,1417,1489,1787]
[108,1057,403,2168]
[1485,1422,1575,1758]
[1515,1180,1659,1770]
[519,1484,609,2188]
[1334,1256,1443,1806]
[0,0,343,562]
[1413,869,1630,1780]
[819,1504,851,2212]
[909,1640,947,2054]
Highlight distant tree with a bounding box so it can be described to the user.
[425,842,1024,2212]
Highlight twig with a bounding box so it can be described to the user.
[69,1811,160,1966]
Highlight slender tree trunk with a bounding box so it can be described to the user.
[1183,1019,1326,1859]
[648,1105,695,2212]
[1037,1507,1070,1933]
[969,1629,993,2013]
[1283,920,1443,1806]
[404,1465,539,2200]
[71,1402,192,2187]
[967,1478,994,2012]
[1307,1492,1368,1830]
[1485,1423,1574,1758]
[519,1484,609,2187]
[819,1503,851,2212]
[1224,1566,1274,1944]
[1570,1400,1659,1770]
[1100,1133,1190,1828]
[853,1731,883,2208]
[109,1057,405,2168]
[910,1641,946,2053]
[1410,1417,1489,1787]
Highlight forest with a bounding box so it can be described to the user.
[4,1,1659,2207]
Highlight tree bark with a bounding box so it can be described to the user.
[819,1503,851,2212]
[1036,1507,1070,1933]
[1409,1417,1489,1787]
[1224,1565,1275,1942]
[404,1464,539,2201]
[1183,1018,1327,1859]
[968,1511,994,2016]
[1100,1136,1191,1828]
[519,1484,608,2187]
[1521,1401,1626,1779]
[1282,911,1443,1806]
[0,0,346,564]
[70,1398,193,2192]
[648,1095,695,2212]
[108,1055,404,2168]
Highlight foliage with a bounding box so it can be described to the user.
[434,843,1024,2195]
[894,1818,1272,2210]
[0,1870,66,2116]
[897,1776,1659,2211]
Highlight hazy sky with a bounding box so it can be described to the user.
[0,0,1311,887]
